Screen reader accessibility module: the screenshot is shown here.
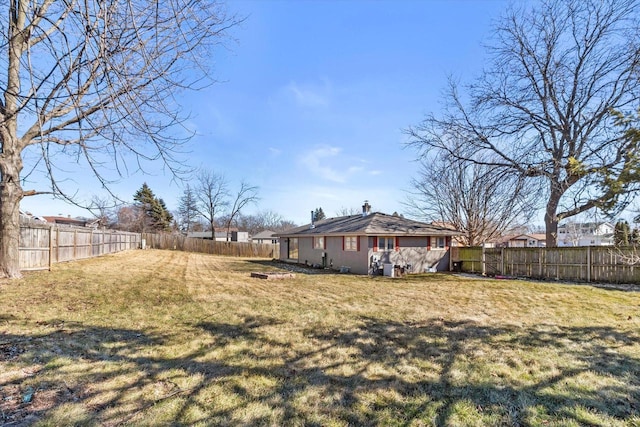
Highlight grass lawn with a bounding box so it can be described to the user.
[1,249,639,426]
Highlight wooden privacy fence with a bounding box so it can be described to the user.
[19,225,141,271]
[452,246,640,284]
[142,233,279,258]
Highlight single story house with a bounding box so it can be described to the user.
[275,203,460,275]
[491,233,546,248]
[187,229,249,242]
[252,230,279,244]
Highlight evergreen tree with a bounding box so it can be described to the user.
[178,184,199,233]
[154,198,173,231]
[614,220,631,246]
[313,207,326,222]
[133,183,173,232]
[133,183,156,232]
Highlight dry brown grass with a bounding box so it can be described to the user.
[1,249,639,426]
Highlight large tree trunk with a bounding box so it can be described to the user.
[545,188,562,248]
[0,156,23,278]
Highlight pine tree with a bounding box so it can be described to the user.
[178,184,199,233]
[614,220,631,246]
[133,183,156,232]
[133,183,173,232]
[153,198,173,231]
[314,207,326,221]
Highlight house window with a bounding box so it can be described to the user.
[435,237,446,249]
[344,236,358,251]
[314,236,325,249]
[378,237,394,251]
[288,238,298,260]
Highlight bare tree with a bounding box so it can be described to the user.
[407,0,640,247]
[0,1,239,277]
[405,152,536,246]
[224,181,259,241]
[237,210,297,235]
[88,195,119,228]
[195,170,229,240]
[335,206,361,217]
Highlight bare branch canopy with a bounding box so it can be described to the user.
[0,0,240,277]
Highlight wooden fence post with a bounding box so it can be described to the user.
[49,226,54,271]
[587,246,591,282]
[539,247,543,278]
[56,227,60,263]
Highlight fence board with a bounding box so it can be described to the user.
[452,245,640,285]
[142,233,279,258]
[18,225,141,271]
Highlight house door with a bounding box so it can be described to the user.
[287,238,298,261]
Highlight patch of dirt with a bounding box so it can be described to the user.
[1,383,75,427]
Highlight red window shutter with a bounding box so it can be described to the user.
[445,236,450,249]
[342,236,345,251]
[357,236,360,251]
[427,236,431,251]
[373,236,378,252]
[395,237,400,251]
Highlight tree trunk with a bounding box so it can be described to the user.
[0,159,23,278]
[545,189,561,248]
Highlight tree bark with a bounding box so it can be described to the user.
[545,187,561,248]
[0,153,23,278]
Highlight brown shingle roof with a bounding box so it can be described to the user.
[276,213,460,237]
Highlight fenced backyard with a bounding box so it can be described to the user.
[19,224,141,271]
[452,245,640,284]
[1,250,638,426]
[16,225,278,273]
[142,232,279,258]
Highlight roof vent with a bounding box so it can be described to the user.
[362,201,371,217]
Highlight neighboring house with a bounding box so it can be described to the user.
[557,222,614,247]
[19,211,48,224]
[252,230,279,244]
[497,233,546,248]
[187,229,249,242]
[42,215,89,227]
[275,203,460,275]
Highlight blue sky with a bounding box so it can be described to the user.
[21,0,513,225]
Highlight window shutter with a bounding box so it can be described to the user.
[342,236,345,251]
[357,236,360,252]
[427,236,431,251]
[373,236,378,252]
[324,236,327,250]
[395,236,400,251]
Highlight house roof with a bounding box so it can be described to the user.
[511,233,546,241]
[252,230,277,239]
[275,212,461,237]
[42,216,87,226]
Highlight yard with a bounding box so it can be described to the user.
[0,250,638,426]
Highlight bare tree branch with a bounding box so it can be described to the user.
[0,0,241,277]
[407,0,640,246]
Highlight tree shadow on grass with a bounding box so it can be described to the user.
[1,316,638,425]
